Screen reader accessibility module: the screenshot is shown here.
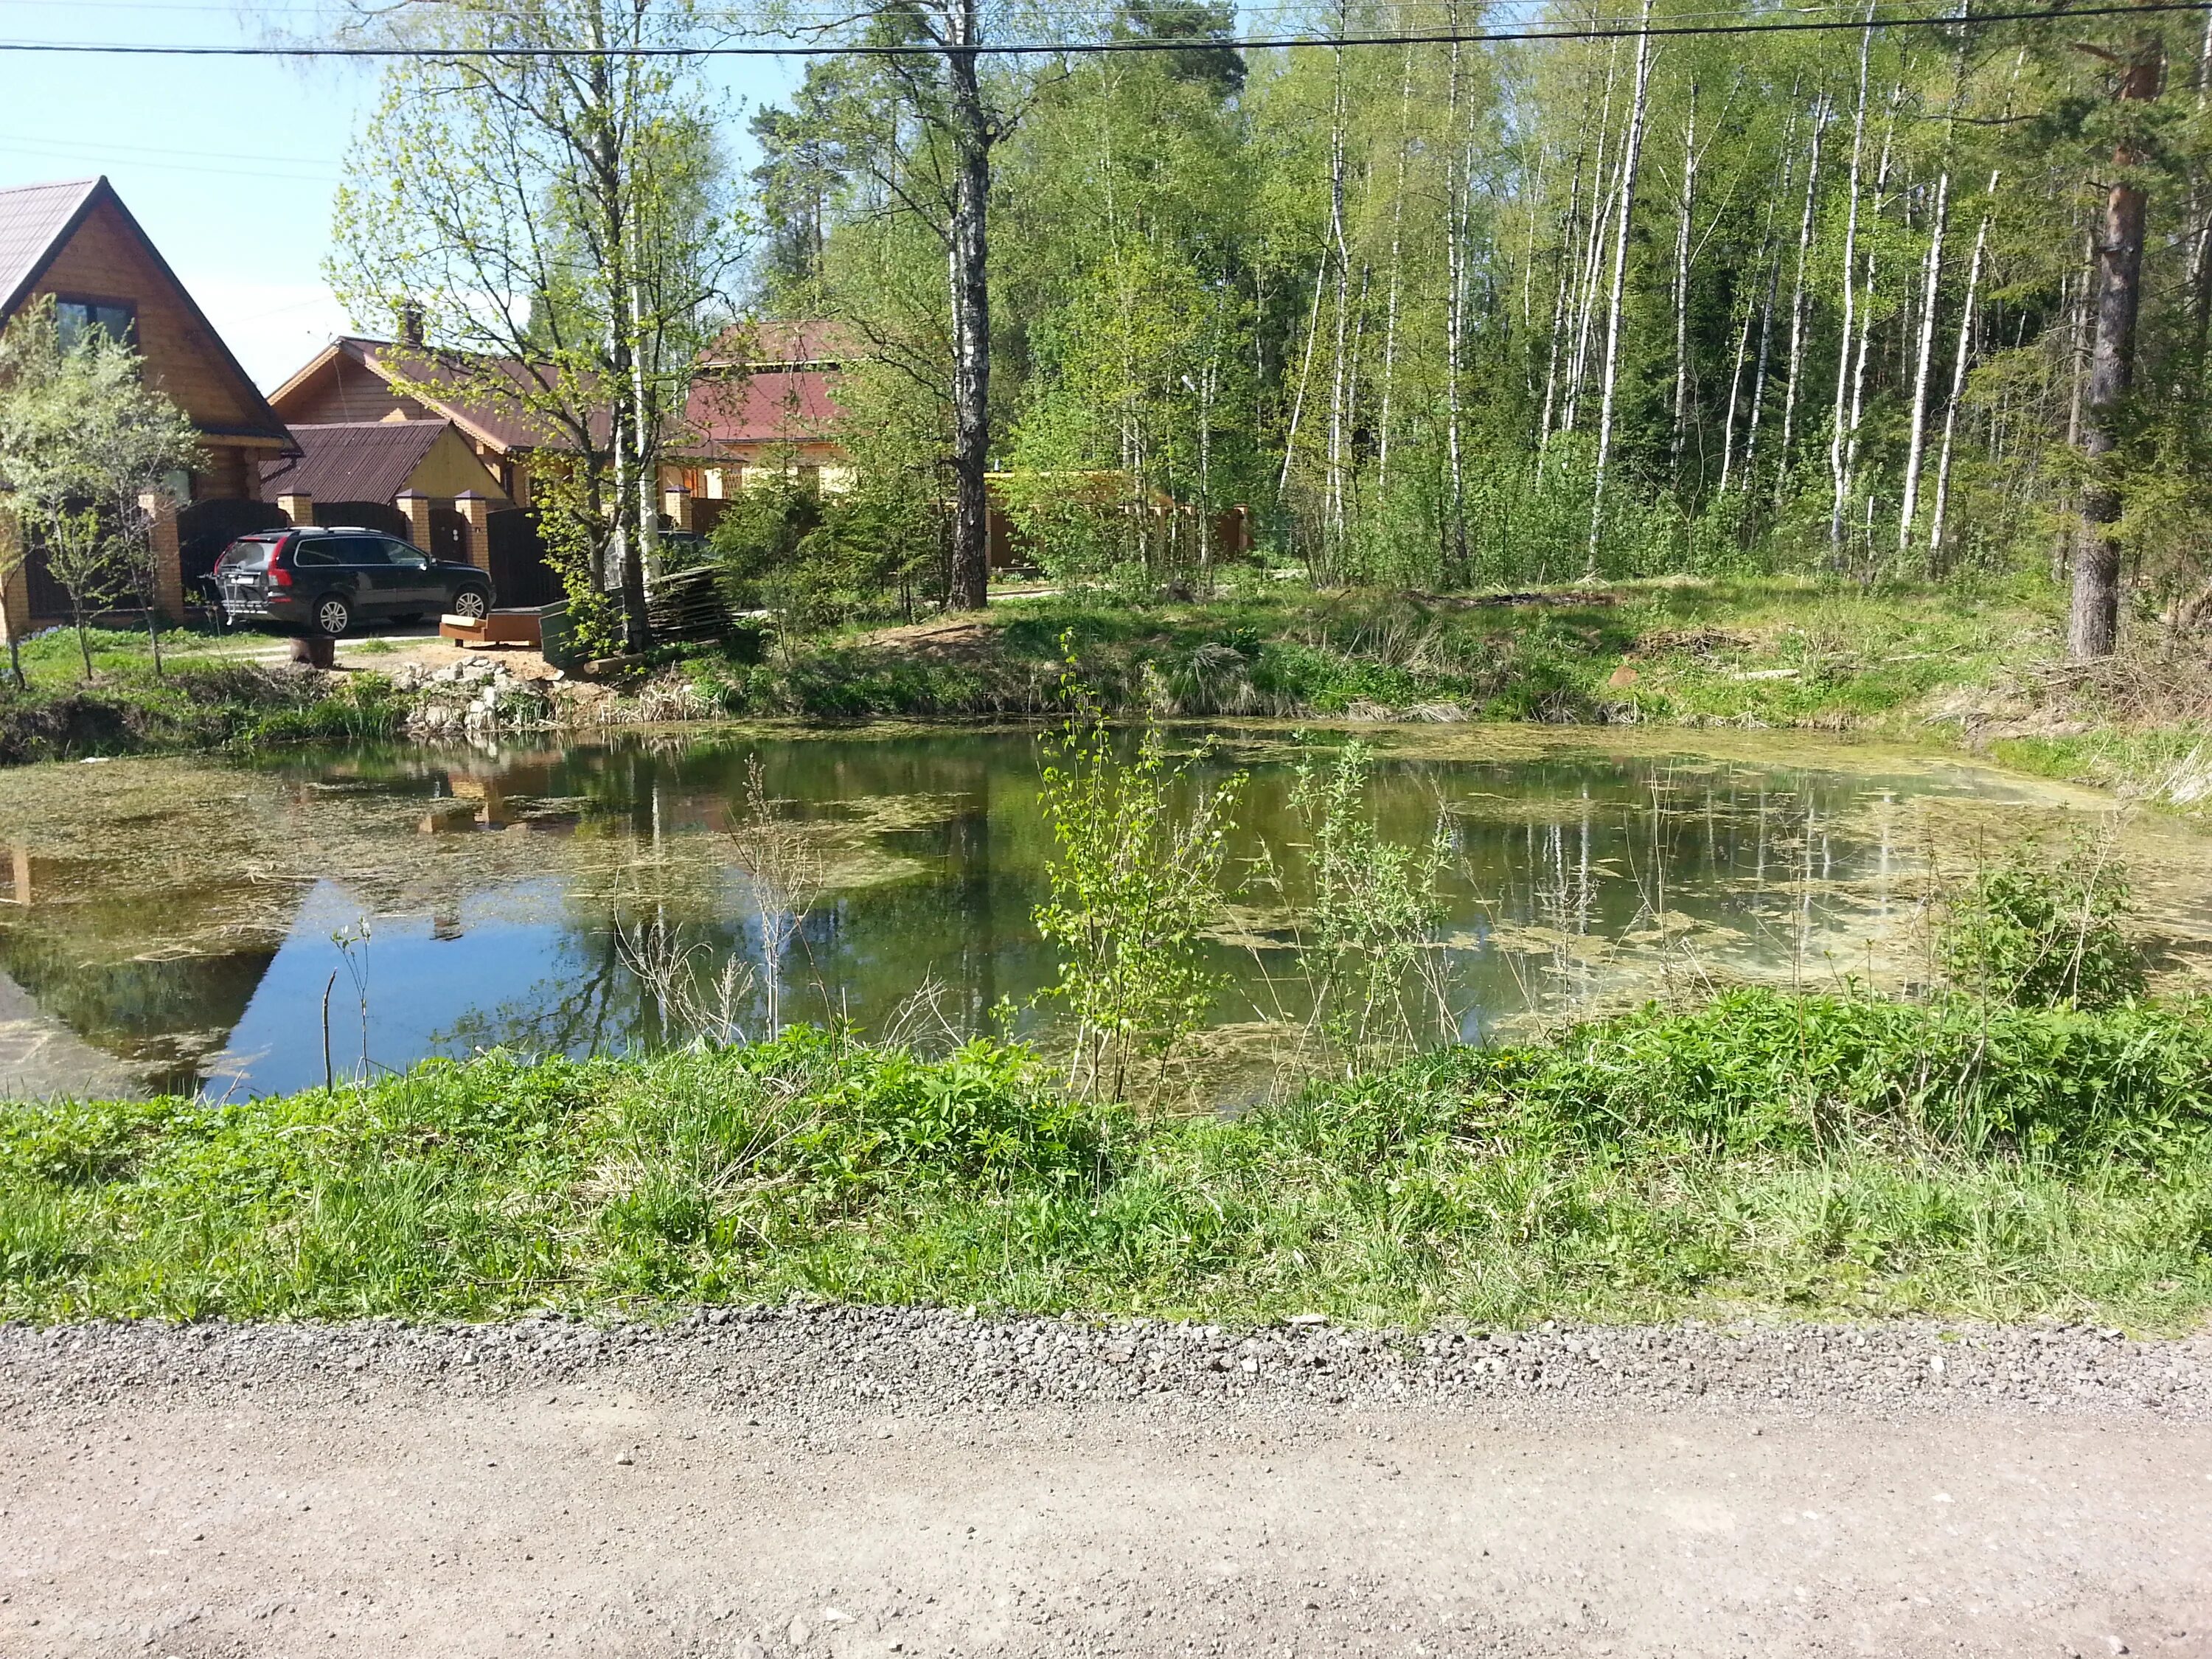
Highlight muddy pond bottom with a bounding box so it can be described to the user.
[0,722,2196,1100]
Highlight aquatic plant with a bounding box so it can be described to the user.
[1032,675,1241,1101]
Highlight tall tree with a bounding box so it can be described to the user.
[330,0,736,654]
[0,297,198,682]
[2070,24,2166,658]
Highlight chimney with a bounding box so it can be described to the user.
[398,302,425,348]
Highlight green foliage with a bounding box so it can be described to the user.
[0,655,403,765]
[0,296,200,679]
[1032,682,1242,1099]
[709,471,938,633]
[1938,840,2148,1011]
[1256,738,1449,1072]
[7,992,2211,1326]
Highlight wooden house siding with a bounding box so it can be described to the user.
[22,198,287,446]
[277,357,434,426]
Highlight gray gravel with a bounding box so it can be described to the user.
[3,1304,2205,1421]
[4,1308,2209,1659]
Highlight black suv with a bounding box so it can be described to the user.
[211,528,495,637]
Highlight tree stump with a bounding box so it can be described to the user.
[289,634,335,669]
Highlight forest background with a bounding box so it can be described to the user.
[707,0,2212,660]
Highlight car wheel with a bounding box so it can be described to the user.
[314,594,352,637]
[451,588,490,621]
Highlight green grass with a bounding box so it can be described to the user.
[684,575,2059,731]
[0,627,406,764]
[1990,727,2212,815]
[7,988,2208,1329]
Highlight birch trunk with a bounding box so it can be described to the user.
[1897,165,1950,552]
[1776,94,1829,506]
[1587,0,1654,573]
[1929,173,1996,566]
[1827,22,1873,557]
[1324,38,1352,563]
[1377,46,1414,496]
[1564,39,1624,434]
[1444,27,1470,582]
[1536,147,1582,461]
[1671,81,1699,481]
[945,0,993,611]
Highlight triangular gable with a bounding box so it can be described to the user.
[0,175,290,445]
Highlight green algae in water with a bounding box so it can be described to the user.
[0,724,2203,1100]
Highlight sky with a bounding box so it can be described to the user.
[0,0,796,390]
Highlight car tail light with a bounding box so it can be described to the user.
[270,564,293,588]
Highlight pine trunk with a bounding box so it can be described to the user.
[2072,35,2165,660]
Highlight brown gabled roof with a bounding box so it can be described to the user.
[0,178,100,318]
[275,335,606,455]
[685,364,844,454]
[259,420,451,504]
[0,175,291,447]
[700,319,853,372]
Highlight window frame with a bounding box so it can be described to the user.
[52,294,139,350]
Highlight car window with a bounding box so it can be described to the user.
[218,540,272,569]
[321,535,387,565]
[289,539,338,568]
[383,539,429,565]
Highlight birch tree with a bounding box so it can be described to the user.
[330,0,736,654]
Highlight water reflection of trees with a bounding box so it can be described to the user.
[9,728,1992,1089]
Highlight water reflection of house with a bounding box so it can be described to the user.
[0,849,291,1096]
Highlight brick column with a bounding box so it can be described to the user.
[275,490,314,527]
[454,490,493,575]
[140,491,184,619]
[661,484,695,534]
[395,488,433,551]
[0,509,27,651]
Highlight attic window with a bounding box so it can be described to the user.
[55,298,136,349]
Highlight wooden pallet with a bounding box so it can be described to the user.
[439,611,543,649]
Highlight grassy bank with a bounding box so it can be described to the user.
[0,627,405,764]
[7,987,2209,1329]
[686,575,2057,729]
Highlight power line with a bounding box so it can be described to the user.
[0,0,2205,57]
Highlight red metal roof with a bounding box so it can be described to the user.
[684,363,845,453]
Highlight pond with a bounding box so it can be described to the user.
[0,722,2203,1101]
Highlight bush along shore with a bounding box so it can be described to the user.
[0,657,406,765]
[11,577,2212,820]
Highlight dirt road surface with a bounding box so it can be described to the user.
[4,1310,2208,1658]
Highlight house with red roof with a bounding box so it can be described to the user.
[265,321,851,546]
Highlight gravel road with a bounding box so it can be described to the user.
[4,1308,2208,1658]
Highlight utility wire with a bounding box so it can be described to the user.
[0,0,2206,56]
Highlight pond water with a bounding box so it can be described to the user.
[0,722,2202,1100]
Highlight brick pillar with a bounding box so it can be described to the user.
[0,509,27,651]
[275,490,314,527]
[454,490,493,575]
[395,489,433,551]
[661,484,694,534]
[141,491,184,619]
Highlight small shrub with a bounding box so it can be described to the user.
[1938,838,2146,1009]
